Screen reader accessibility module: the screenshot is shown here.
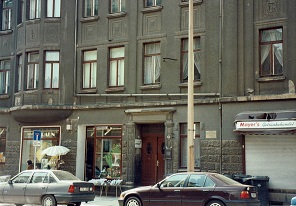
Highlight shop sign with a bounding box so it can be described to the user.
[235,120,296,129]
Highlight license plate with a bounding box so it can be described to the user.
[251,193,257,198]
[80,187,89,192]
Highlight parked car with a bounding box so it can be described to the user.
[0,169,95,206]
[118,172,260,206]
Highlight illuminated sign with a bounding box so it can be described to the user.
[235,120,296,129]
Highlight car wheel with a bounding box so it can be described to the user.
[74,202,81,206]
[125,196,142,206]
[42,195,57,206]
[15,204,23,206]
[206,200,225,206]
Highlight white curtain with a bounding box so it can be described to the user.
[261,29,283,71]
[144,43,160,84]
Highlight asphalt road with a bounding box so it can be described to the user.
[0,196,119,206]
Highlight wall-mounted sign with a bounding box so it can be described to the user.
[135,139,142,148]
[235,120,296,129]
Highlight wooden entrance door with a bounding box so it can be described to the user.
[141,124,165,186]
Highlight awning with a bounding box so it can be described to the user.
[234,110,296,135]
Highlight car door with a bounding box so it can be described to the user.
[181,174,215,206]
[25,172,49,204]
[148,173,188,206]
[3,171,33,204]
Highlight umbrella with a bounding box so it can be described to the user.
[41,145,70,156]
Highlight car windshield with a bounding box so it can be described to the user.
[52,170,80,181]
[212,174,242,185]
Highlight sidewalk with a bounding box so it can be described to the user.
[0,195,119,206]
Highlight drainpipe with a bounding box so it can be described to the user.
[219,0,224,174]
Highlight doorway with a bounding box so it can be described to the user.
[141,124,165,186]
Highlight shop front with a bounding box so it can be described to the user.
[234,110,296,203]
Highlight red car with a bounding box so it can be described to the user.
[118,172,260,206]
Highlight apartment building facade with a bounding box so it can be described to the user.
[0,0,295,204]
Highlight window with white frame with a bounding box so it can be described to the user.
[27,52,39,90]
[109,47,124,87]
[110,0,125,13]
[84,0,98,17]
[181,38,201,82]
[17,55,23,92]
[82,50,97,89]
[29,0,41,19]
[47,0,61,18]
[144,0,161,7]
[45,51,59,89]
[180,123,200,168]
[0,60,10,94]
[144,42,161,85]
[2,0,12,30]
[260,27,283,77]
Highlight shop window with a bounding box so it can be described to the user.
[109,46,125,87]
[260,27,283,77]
[21,127,60,171]
[143,42,161,85]
[47,0,61,18]
[181,38,201,82]
[0,127,7,164]
[82,50,97,89]
[180,123,200,168]
[0,60,10,94]
[110,0,125,14]
[86,125,122,180]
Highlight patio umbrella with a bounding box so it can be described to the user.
[41,145,70,156]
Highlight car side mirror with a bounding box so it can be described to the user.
[8,180,13,184]
[157,183,161,190]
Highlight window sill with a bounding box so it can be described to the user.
[105,86,125,93]
[0,95,9,99]
[257,75,286,82]
[26,19,41,25]
[80,16,100,23]
[106,12,127,19]
[179,0,203,7]
[179,81,203,88]
[44,18,61,23]
[78,89,97,94]
[0,30,13,35]
[141,6,163,14]
[140,84,162,90]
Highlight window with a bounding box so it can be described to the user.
[109,47,124,87]
[0,60,10,94]
[0,128,6,164]
[27,52,39,90]
[110,0,125,13]
[45,51,59,89]
[181,38,201,82]
[21,127,60,171]
[144,42,161,85]
[2,0,12,30]
[82,50,97,89]
[84,0,98,17]
[17,0,25,24]
[17,55,23,91]
[47,0,61,18]
[160,173,188,188]
[180,123,200,168]
[86,125,122,180]
[29,0,41,19]
[260,28,283,77]
[145,0,161,7]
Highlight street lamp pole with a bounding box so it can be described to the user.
[187,0,195,172]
